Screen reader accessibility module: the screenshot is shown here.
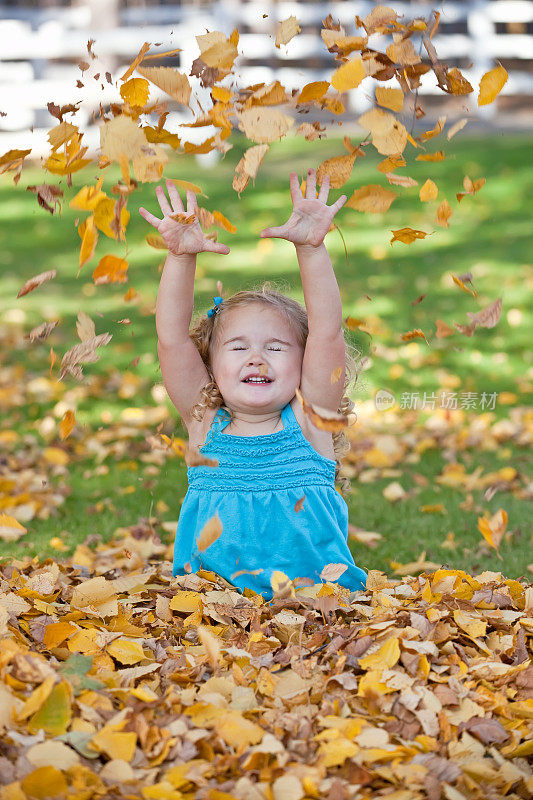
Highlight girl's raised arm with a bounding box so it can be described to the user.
[259,169,348,412]
[139,180,230,426]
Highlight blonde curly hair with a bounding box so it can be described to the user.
[188,281,361,494]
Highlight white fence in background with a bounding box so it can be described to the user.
[1,0,532,156]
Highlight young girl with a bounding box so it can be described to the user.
[139,169,368,600]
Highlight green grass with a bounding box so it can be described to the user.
[1,131,531,581]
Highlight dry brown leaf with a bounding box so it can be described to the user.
[275,16,301,48]
[17,270,57,298]
[466,297,502,329]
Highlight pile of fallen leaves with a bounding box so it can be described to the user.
[0,523,532,799]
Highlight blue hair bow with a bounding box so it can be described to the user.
[207,296,223,317]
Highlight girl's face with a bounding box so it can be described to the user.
[210,303,304,414]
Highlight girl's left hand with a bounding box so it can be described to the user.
[259,168,347,247]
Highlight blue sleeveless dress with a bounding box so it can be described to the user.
[172,401,367,600]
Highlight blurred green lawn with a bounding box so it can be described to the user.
[1,131,531,580]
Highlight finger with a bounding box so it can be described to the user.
[166,179,183,213]
[305,168,317,199]
[330,194,348,214]
[260,226,285,238]
[289,172,304,204]
[205,240,230,255]
[186,189,198,214]
[139,207,161,228]
[317,173,330,203]
[156,184,173,217]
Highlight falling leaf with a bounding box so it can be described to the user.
[320,563,348,582]
[478,64,508,106]
[120,78,150,107]
[386,172,418,188]
[76,310,96,341]
[59,411,76,440]
[145,233,167,249]
[457,175,486,202]
[419,179,438,202]
[120,41,150,81]
[78,216,98,267]
[295,388,348,432]
[466,297,502,329]
[375,86,404,111]
[92,256,129,285]
[436,198,453,227]
[59,333,112,380]
[233,144,269,193]
[435,319,454,338]
[478,509,508,548]
[386,39,420,66]
[275,16,301,48]
[415,151,445,162]
[316,153,356,188]
[419,116,446,142]
[400,328,428,344]
[447,118,468,140]
[297,81,330,104]
[294,496,305,513]
[196,512,223,552]
[451,273,477,297]
[213,210,236,233]
[137,66,191,106]
[346,184,396,213]
[17,270,57,298]
[358,108,408,155]
[237,107,294,144]
[26,183,63,214]
[331,57,366,92]
[390,228,429,245]
[28,321,58,342]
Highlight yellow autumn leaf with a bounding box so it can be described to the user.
[419,179,438,202]
[330,57,365,92]
[478,508,508,549]
[213,210,237,233]
[297,81,330,104]
[78,216,98,267]
[478,64,508,106]
[390,228,429,245]
[357,108,408,155]
[375,86,404,112]
[316,153,356,188]
[93,255,129,285]
[107,639,146,665]
[436,199,453,228]
[59,410,75,440]
[453,610,487,639]
[169,591,203,614]
[21,767,68,799]
[120,77,150,107]
[0,513,27,541]
[346,184,396,213]
[146,233,167,249]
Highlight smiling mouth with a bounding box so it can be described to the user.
[242,378,273,384]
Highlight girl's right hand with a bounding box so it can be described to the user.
[139,180,230,256]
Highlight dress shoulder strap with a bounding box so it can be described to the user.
[281,400,298,429]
